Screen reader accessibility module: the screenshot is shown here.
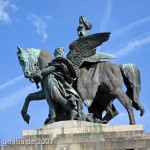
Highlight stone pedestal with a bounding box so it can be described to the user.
[1,121,150,150]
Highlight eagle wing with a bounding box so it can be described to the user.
[66,32,111,70]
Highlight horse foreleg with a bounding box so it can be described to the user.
[21,90,45,124]
[114,88,136,125]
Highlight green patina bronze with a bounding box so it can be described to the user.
[17,16,144,126]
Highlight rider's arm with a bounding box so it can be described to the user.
[41,66,56,76]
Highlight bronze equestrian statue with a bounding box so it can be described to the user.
[17,16,144,125]
[17,34,144,125]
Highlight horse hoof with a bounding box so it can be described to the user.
[94,118,108,124]
[44,118,56,125]
[23,114,30,124]
[140,108,145,116]
[101,120,108,124]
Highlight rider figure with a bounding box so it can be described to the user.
[32,46,83,123]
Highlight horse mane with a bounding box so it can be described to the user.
[38,49,53,69]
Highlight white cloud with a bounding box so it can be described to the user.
[99,0,112,31]
[28,14,52,42]
[111,35,150,57]
[112,16,150,38]
[0,85,35,111]
[102,16,150,57]
[0,75,24,91]
[9,3,18,12]
[0,0,18,23]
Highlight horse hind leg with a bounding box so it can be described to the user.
[121,64,145,116]
[102,102,119,123]
[133,87,145,116]
[113,88,136,125]
[126,86,145,116]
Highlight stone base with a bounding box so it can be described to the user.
[1,121,150,150]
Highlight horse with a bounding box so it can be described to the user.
[17,47,144,125]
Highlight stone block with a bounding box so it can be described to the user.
[1,121,150,150]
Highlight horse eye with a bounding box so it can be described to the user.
[34,64,37,66]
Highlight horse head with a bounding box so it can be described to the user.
[17,46,53,82]
[17,46,41,79]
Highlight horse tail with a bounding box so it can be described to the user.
[120,64,142,110]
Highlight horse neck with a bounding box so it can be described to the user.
[38,50,53,69]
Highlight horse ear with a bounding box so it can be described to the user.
[17,46,25,53]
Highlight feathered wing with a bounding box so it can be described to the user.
[83,52,116,62]
[67,32,111,70]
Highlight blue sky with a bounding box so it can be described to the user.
[0,0,150,140]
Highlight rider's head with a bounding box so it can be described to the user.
[54,46,64,58]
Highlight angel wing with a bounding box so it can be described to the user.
[66,32,112,70]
